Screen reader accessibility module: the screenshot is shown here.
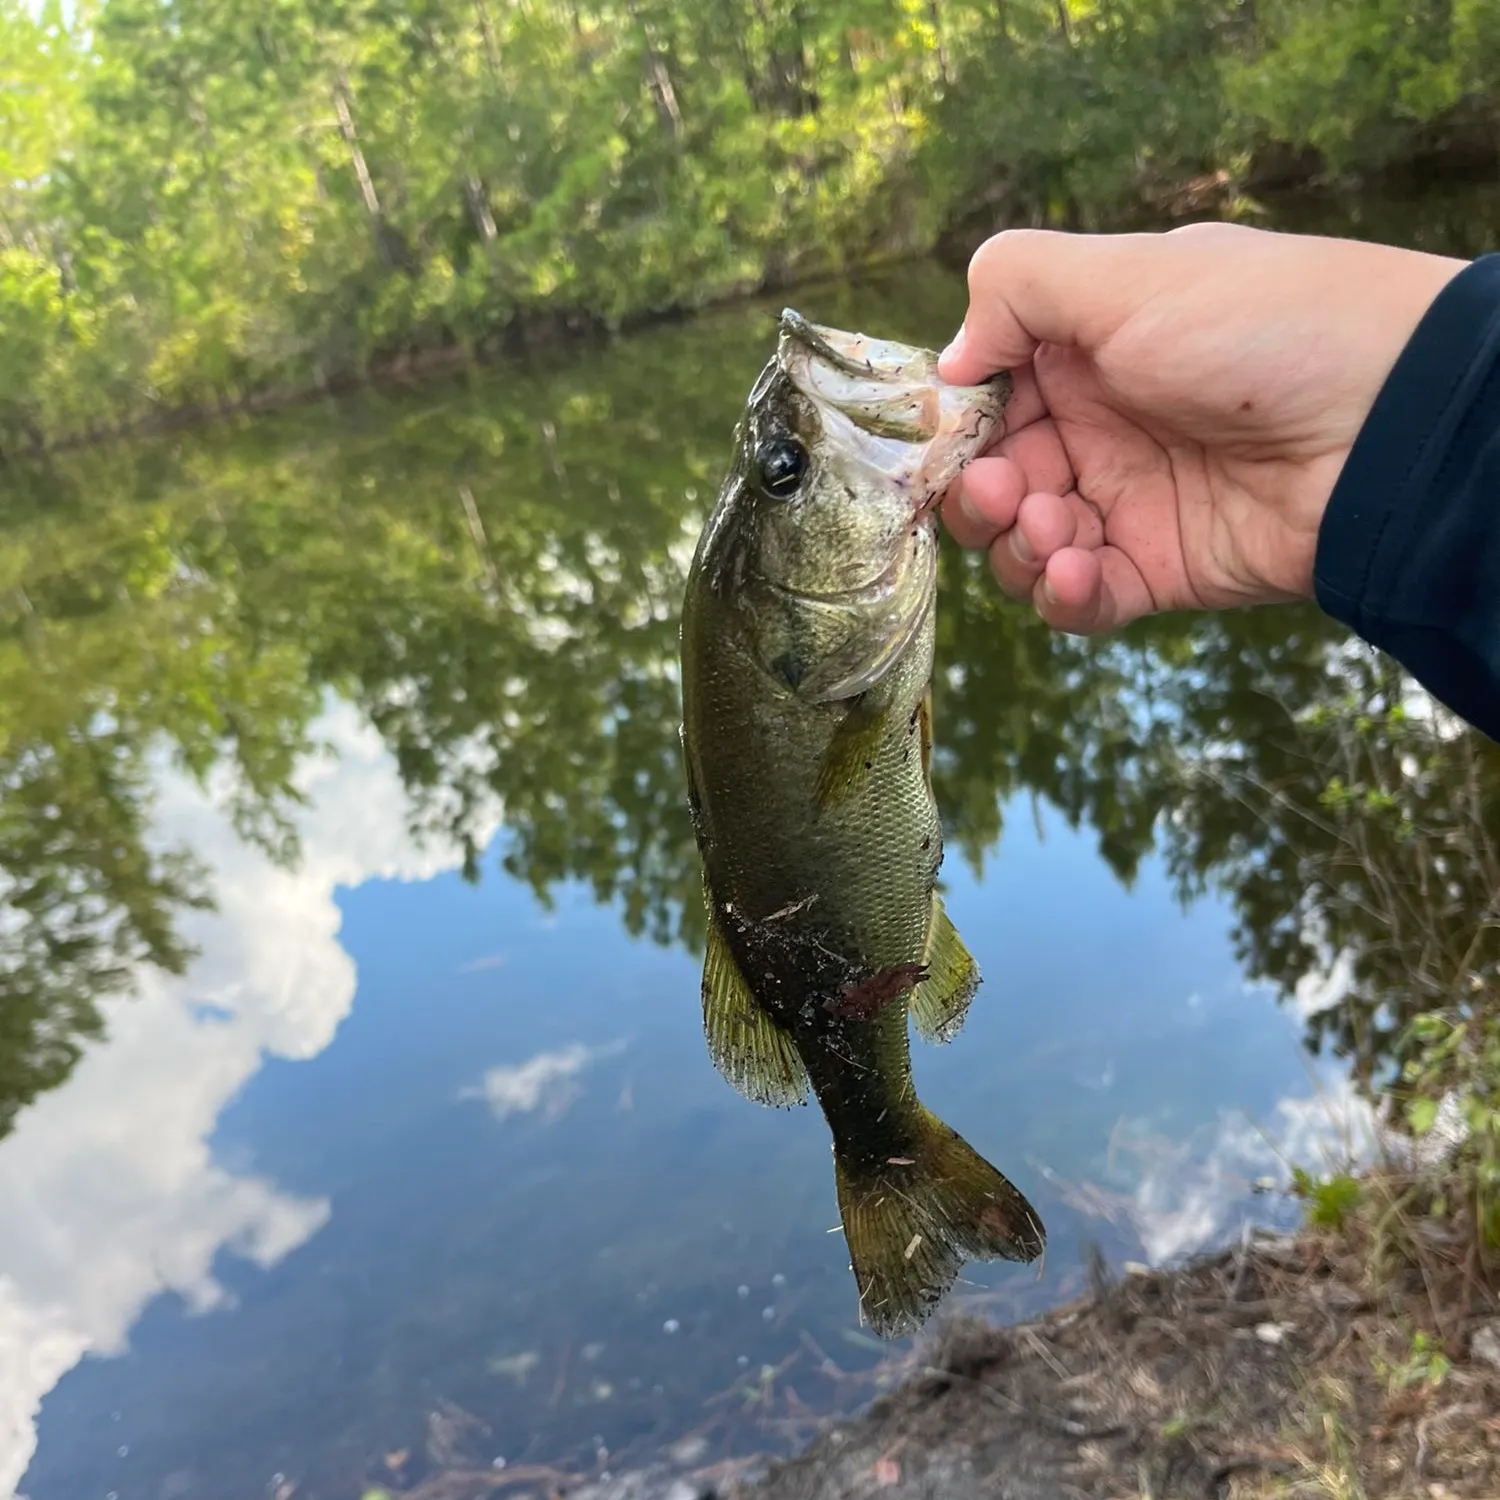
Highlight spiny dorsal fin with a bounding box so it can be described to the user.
[908,894,979,1044]
[815,695,890,812]
[702,909,808,1108]
[834,1106,1044,1339]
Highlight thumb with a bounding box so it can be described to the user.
[938,229,1158,385]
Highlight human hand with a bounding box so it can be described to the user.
[938,223,1467,633]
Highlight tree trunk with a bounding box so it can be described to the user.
[926,0,951,83]
[635,15,684,137]
[332,74,396,266]
[720,0,761,107]
[474,0,502,77]
[1053,0,1074,49]
[464,172,498,242]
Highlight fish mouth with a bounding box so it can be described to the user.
[776,309,1009,510]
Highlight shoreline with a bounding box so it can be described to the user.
[403,1172,1500,1500]
[0,251,916,463]
[546,1199,1500,1500]
[11,148,1498,466]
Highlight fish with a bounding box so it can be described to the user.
[678,308,1045,1337]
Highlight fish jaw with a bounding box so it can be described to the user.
[776,310,1010,511]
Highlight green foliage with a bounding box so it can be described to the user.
[1402,1007,1500,1250]
[1156,632,1500,1254]
[0,249,66,440]
[1376,1330,1450,1393]
[1292,1167,1363,1231]
[1,0,1496,446]
[1220,0,1482,172]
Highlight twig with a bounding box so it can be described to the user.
[1021,1326,1072,1381]
[1228,1219,1253,1302]
[703,1349,801,1408]
[798,1328,845,1378]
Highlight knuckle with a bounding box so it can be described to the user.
[967,228,1046,292]
[1166,220,1251,249]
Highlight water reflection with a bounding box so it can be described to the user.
[0,701,491,1495]
[461,1040,628,1123]
[6,257,1496,1126]
[1124,1077,1380,1263]
[1,226,1498,1494]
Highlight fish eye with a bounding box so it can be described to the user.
[757,438,808,500]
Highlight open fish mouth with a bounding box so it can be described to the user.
[775,309,1009,510]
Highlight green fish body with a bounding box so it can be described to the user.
[679,311,1045,1336]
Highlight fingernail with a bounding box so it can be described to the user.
[1041,577,1058,607]
[938,327,965,367]
[1009,529,1035,565]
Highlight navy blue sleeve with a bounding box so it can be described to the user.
[1315,252,1500,741]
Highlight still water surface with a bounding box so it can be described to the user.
[4,186,1497,1499]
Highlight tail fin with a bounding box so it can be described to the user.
[834,1109,1044,1338]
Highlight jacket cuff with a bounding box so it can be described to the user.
[1314,252,1500,644]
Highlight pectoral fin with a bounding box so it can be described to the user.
[702,909,809,1108]
[815,696,890,812]
[908,895,980,1044]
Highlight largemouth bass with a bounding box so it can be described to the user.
[679,310,1045,1337]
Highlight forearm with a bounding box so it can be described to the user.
[1315,254,1500,741]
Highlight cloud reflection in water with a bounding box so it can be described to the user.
[0,701,496,1500]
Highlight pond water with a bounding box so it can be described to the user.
[4,185,1498,1500]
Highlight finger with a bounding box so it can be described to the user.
[943,423,1074,555]
[987,490,1080,598]
[938,229,1156,385]
[940,455,1026,549]
[1033,545,1159,635]
[990,421,1075,499]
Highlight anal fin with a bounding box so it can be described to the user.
[908,894,979,1044]
[702,909,808,1108]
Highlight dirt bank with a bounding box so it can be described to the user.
[501,1204,1500,1500]
[380,1202,1500,1500]
[714,1222,1500,1500]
